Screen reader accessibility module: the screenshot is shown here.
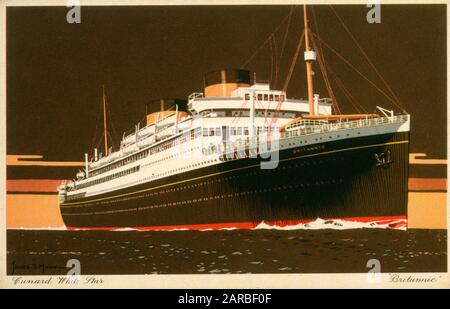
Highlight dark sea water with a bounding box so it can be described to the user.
[7,228,447,275]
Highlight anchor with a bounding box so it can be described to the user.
[374,150,392,168]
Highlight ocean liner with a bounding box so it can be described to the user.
[58,6,410,230]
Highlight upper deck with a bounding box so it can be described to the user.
[188,83,332,115]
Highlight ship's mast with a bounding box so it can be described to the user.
[303,5,316,115]
[102,85,108,156]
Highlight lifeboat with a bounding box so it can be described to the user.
[138,125,155,138]
[122,133,136,146]
[123,144,139,155]
[176,118,193,131]
[89,161,99,169]
[96,156,109,167]
[155,114,176,128]
[156,129,174,140]
[109,150,124,161]
[76,171,85,180]
[137,135,155,148]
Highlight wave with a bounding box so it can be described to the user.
[253,218,407,231]
[11,217,406,232]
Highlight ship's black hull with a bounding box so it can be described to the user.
[60,132,409,228]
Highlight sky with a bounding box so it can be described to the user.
[7,4,446,161]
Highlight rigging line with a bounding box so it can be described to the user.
[264,99,271,127]
[336,78,367,114]
[273,34,279,89]
[140,107,148,126]
[256,98,265,109]
[329,5,404,109]
[315,46,341,115]
[256,98,270,127]
[269,35,274,85]
[310,30,341,115]
[260,87,272,127]
[89,118,100,154]
[279,5,295,61]
[95,136,103,156]
[89,93,103,154]
[333,74,362,113]
[328,64,367,113]
[313,44,340,115]
[107,131,117,150]
[327,61,368,113]
[241,6,299,68]
[311,6,341,115]
[256,97,268,128]
[231,100,248,125]
[282,30,305,92]
[105,95,119,151]
[270,30,305,129]
[310,31,405,111]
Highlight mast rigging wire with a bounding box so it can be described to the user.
[310,6,341,115]
[269,30,305,129]
[328,5,405,112]
[310,31,405,112]
[241,6,299,68]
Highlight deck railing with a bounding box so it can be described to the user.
[280,114,409,140]
[216,114,409,159]
[188,92,204,108]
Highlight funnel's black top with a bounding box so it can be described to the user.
[204,69,251,88]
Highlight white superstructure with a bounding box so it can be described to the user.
[58,78,410,204]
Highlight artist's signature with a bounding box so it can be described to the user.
[11,261,68,275]
[388,273,442,283]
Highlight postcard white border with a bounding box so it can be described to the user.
[0,0,448,289]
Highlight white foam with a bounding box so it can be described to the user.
[112,227,138,232]
[253,218,407,231]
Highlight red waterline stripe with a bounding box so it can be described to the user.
[66,215,407,231]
